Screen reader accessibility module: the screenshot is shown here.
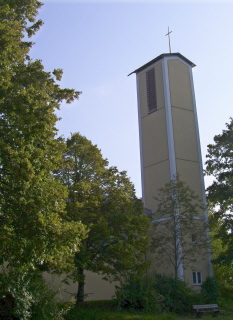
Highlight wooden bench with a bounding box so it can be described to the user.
[193,304,220,318]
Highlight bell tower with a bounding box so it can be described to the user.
[129,53,213,285]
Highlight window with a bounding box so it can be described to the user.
[192,234,196,243]
[146,68,157,113]
[192,271,202,285]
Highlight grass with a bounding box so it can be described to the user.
[64,299,233,320]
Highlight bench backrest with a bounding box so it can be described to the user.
[193,304,218,310]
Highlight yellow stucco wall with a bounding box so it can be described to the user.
[136,55,211,286]
[43,271,119,302]
[142,108,169,168]
[139,62,164,118]
[139,62,170,213]
[176,159,203,200]
[144,160,170,212]
[168,58,204,203]
[148,251,175,276]
[172,107,199,163]
[184,253,210,288]
[168,59,193,110]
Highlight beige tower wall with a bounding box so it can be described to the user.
[135,53,212,285]
[168,59,203,202]
[168,59,194,110]
[138,62,170,213]
[43,271,118,302]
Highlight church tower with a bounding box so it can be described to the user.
[129,53,213,286]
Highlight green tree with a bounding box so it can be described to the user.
[205,118,233,266]
[0,0,86,272]
[152,175,208,279]
[57,133,150,303]
[209,211,233,292]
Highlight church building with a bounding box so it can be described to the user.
[46,53,213,301]
[129,52,213,286]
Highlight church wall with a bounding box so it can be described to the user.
[141,108,168,168]
[144,160,170,212]
[138,62,165,118]
[138,72,147,118]
[176,159,203,201]
[134,53,212,286]
[154,62,165,110]
[172,107,199,163]
[148,252,175,276]
[184,253,210,288]
[168,59,193,111]
[183,238,211,288]
[43,271,118,302]
[138,61,168,212]
[167,57,204,208]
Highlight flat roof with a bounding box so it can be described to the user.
[128,53,196,76]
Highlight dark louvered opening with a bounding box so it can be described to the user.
[146,68,157,113]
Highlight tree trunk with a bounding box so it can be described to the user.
[76,267,85,304]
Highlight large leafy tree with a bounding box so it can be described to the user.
[205,118,233,265]
[152,176,208,280]
[0,0,86,271]
[209,211,233,291]
[57,133,150,303]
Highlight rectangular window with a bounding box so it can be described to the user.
[192,234,196,243]
[192,271,202,285]
[146,68,157,113]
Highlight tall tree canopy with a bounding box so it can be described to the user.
[152,176,208,280]
[57,133,150,303]
[205,118,233,265]
[209,211,233,291]
[0,0,86,271]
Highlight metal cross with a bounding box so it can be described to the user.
[165,26,172,53]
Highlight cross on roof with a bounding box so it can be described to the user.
[165,27,172,53]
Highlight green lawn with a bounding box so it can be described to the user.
[64,299,233,320]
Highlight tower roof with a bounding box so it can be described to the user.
[128,53,196,76]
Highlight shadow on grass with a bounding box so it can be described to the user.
[64,299,233,320]
[65,300,180,320]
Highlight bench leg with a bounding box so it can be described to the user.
[213,311,220,318]
[196,311,203,318]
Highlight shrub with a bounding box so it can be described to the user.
[220,287,233,298]
[200,277,221,304]
[115,276,164,312]
[0,269,66,320]
[115,274,200,315]
[153,275,195,314]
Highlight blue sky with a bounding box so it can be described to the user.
[31,0,233,196]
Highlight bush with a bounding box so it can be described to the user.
[116,274,197,315]
[115,276,164,312]
[0,269,66,320]
[220,287,233,298]
[153,275,195,314]
[200,277,221,304]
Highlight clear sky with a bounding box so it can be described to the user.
[30,0,233,197]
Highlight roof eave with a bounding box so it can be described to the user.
[128,53,196,76]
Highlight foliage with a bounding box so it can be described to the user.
[0,269,67,320]
[221,296,233,311]
[152,175,208,279]
[64,298,233,320]
[0,0,86,271]
[115,276,163,312]
[0,0,43,88]
[153,275,195,314]
[65,300,178,320]
[56,133,150,303]
[209,212,233,294]
[115,274,195,315]
[200,277,221,304]
[205,118,233,266]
